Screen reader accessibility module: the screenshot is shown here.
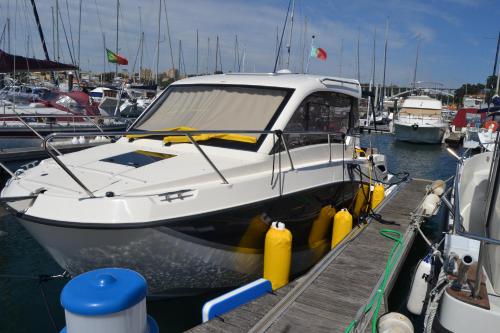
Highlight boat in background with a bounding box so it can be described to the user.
[0,90,130,137]
[394,95,448,143]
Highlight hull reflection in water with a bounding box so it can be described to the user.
[18,182,354,295]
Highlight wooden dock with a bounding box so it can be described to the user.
[189,179,430,333]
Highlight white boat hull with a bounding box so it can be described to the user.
[17,213,331,295]
[394,123,446,143]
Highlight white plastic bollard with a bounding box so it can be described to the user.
[60,268,158,333]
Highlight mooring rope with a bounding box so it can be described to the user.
[1,271,70,332]
[345,228,404,333]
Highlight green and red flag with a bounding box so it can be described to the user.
[106,48,128,65]
[310,46,327,60]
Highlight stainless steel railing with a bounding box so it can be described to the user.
[40,129,346,198]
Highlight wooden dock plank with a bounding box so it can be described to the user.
[188,179,430,333]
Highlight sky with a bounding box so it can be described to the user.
[0,0,499,88]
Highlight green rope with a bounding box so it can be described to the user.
[344,228,404,333]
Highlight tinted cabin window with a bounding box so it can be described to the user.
[284,91,356,149]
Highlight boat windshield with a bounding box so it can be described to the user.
[134,85,291,143]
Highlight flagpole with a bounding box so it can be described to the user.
[305,35,315,74]
[115,0,119,78]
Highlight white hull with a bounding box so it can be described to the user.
[16,197,336,294]
[394,123,446,143]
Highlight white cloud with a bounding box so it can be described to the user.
[408,25,435,42]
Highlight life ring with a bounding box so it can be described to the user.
[412,124,419,130]
[484,120,498,131]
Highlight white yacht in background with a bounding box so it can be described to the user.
[394,95,447,143]
[1,73,389,295]
[463,96,488,110]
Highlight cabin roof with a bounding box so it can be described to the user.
[172,73,361,98]
[402,96,442,110]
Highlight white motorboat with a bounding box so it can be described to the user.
[394,96,447,143]
[1,73,389,295]
[463,96,488,110]
[421,137,500,332]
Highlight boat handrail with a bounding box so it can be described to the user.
[41,129,347,198]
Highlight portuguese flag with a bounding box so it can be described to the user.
[106,48,128,65]
[310,47,327,60]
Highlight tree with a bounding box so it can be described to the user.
[454,83,485,104]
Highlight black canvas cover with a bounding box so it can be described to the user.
[0,49,77,73]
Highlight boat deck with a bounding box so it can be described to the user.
[188,178,431,333]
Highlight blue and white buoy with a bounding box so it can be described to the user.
[60,268,158,333]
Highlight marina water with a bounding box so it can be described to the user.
[0,133,460,333]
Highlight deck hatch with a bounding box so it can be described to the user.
[101,150,176,168]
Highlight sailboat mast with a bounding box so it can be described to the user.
[115,0,119,77]
[215,36,219,73]
[29,0,56,84]
[275,26,279,65]
[381,19,389,106]
[273,0,292,73]
[371,28,376,92]
[207,37,210,74]
[412,39,420,89]
[102,34,106,83]
[178,40,182,77]
[357,27,360,82]
[139,6,143,82]
[140,32,144,82]
[78,0,82,67]
[6,0,10,53]
[162,0,175,79]
[156,0,161,84]
[233,35,237,72]
[301,16,307,73]
[56,0,59,61]
[196,29,199,75]
[496,65,500,95]
[51,8,55,58]
[286,0,295,69]
[242,47,246,72]
[492,32,500,87]
[339,38,344,77]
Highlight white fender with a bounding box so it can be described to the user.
[407,255,432,315]
[422,193,440,215]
